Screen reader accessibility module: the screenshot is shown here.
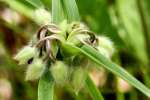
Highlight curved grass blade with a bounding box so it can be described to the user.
[52,0,64,24]
[41,0,51,11]
[38,71,54,100]
[62,0,80,22]
[63,43,150,97]
[85,75,104,100]
[25,0,44,8]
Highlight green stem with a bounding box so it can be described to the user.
[38,70,54,100]
[85,75,104,100]
[117,92,125,100]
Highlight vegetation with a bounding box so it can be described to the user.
[0,0,150,100]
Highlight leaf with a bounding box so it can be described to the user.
[85,75,104,100]
[140,0,150,59]
[62,0,80,22]
[52,0,64,24]
[116,0,148,65]
[38,71,54,100]
[41,0,51,11]
[2,0,34,20]
[63,43,150,97]
[25,0,44,8]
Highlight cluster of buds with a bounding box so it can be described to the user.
[14,20,114,93]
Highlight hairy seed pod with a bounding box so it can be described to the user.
[71,68,86,94]
[97,36,114,59]
[14,46,38,65]
[25,59,46,81]
[34,8,51,25]
[50,61,69,85]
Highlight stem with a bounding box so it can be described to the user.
[136,0,150,64]
[85,75,104,100]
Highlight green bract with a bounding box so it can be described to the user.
[14,46,38,65]
[50,61,69,85]
[71,68,87,93]
[97,36,115,59]
[26,59,46,81]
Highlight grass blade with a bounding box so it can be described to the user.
[25,0,44,8]
[116,0,148,65]
[63,43,150,97]
[62,0,80,22]
[2,0,34,20]
[41,0,51,11]
[52,0,64,24]
[85,75,104,100]
[38,71,54,100]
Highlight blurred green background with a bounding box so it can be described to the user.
[0,0,150,100]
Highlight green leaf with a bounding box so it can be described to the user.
[116,0,148,65]
[52,0,64,24]
[41,0,51,11]
[140,0,150,60]
[25,0,44,8]
[38,71,54,100]
[63,43,150,97]
[62,0,80,22]
[85,75,104,100]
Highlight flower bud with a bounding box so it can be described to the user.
[71,68,86,94]
[25,59,46,81]
[14,46,38,65]
[50,61,69,85]
[97,36,114,59]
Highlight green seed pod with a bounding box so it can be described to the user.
[97,36,114,59]
[25,59,46,81]
[50,61,69,85]
[71,68,86,94]
[14,46,38,65]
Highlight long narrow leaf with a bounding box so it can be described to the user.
[52,0,64,24]
[25,0,44,8]
[38,71,54,100]
[62,0,80,22]
[63,43,150,97]
[85,75,104,100]
[116,0,148,65]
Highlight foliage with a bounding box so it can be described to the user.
[0,0,150,100]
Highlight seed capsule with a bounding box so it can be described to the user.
[97,36,114,59]
[50,61,69,85]
[14,46,38,65]
[25,59,46,81]
[71,68,86,94]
